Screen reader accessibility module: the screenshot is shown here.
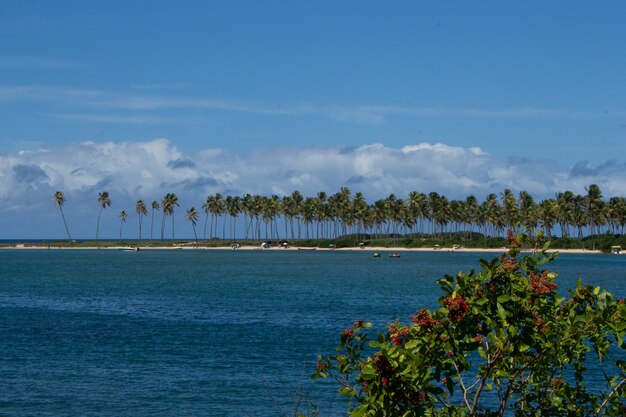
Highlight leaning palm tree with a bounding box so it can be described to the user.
[119,210,128,242]
[150,200,160,240]
[52,191,72,241]
[202,196,211,240]
[135,200,148,241]
[96,191,111,245]
[185,207,199,245]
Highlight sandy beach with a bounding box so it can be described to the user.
[1,243,608,255]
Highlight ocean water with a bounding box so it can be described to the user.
[1,250,624,416]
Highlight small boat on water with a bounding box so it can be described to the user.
[297,247,317,251]
[373,252,380,258]
[389,253,401,258]
[119,246,139,251]
[611,245,622,254]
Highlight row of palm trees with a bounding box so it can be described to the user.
[51,184,626,243]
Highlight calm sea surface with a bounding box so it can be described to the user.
[1,250,625,416]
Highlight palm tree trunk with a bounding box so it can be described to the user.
[96,208,103,245]
[150,210,155,240]
[58,206,72,241]
[161,213,166,241]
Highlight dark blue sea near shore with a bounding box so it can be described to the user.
[1,250,625,416]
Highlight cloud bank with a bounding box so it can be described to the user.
[1,139,623,238]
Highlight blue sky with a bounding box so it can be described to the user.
[1,1,626,238]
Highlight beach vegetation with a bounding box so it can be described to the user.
[314,232,626,416]
[40,184,626,251]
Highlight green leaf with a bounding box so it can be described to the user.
[497,302,508,320]
[497,295,511,303]
[361,365,377,379]
[339,386,356,397]
[405,339,418,350]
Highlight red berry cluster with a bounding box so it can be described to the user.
[374,353,394,387]
[534,316,547,332]
[353,320,365,328]
[443,296,471,322]
[407,390,426,405]
[507,229,521,254]
[316,359,328,373]
[361,380,369,393]
[495,255,520,276]
[529,271,557,296]
[410,308,436,328]
[550,377,563,387]
[342,328,354,339]
[391,327,409,346]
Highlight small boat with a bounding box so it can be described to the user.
[373,252,380,258]
[119,246,139,251]
[297,247,317,251]
[389,253,401,258]
[611,245,622,254]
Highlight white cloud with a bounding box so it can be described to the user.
[1,139,625,238]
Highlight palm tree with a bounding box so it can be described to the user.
[585,184,604,238]
[150,200,160,240]
[225,196,241,242]
[96,191,111,245]
[185,207,199,245]
[483,193,504,237]
[160,193,180,240]
[119,210,128,241]
[206,193,225,240]
[539,199,557,239]
[464,195,480,241]
[608,197,626,234]
[315,192,328,239]
[555,191,575,238]
[501,189,519,232]
[52,191,72,241]
[202,196,211,240]
[241,193,254,242]
[291,190,304,239]
[519,191,538,235]
[135,200,148,241]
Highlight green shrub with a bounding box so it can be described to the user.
[314,232,626,416]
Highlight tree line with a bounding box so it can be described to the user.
[51,184,626,243]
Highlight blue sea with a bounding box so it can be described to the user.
[1,249,625,416]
